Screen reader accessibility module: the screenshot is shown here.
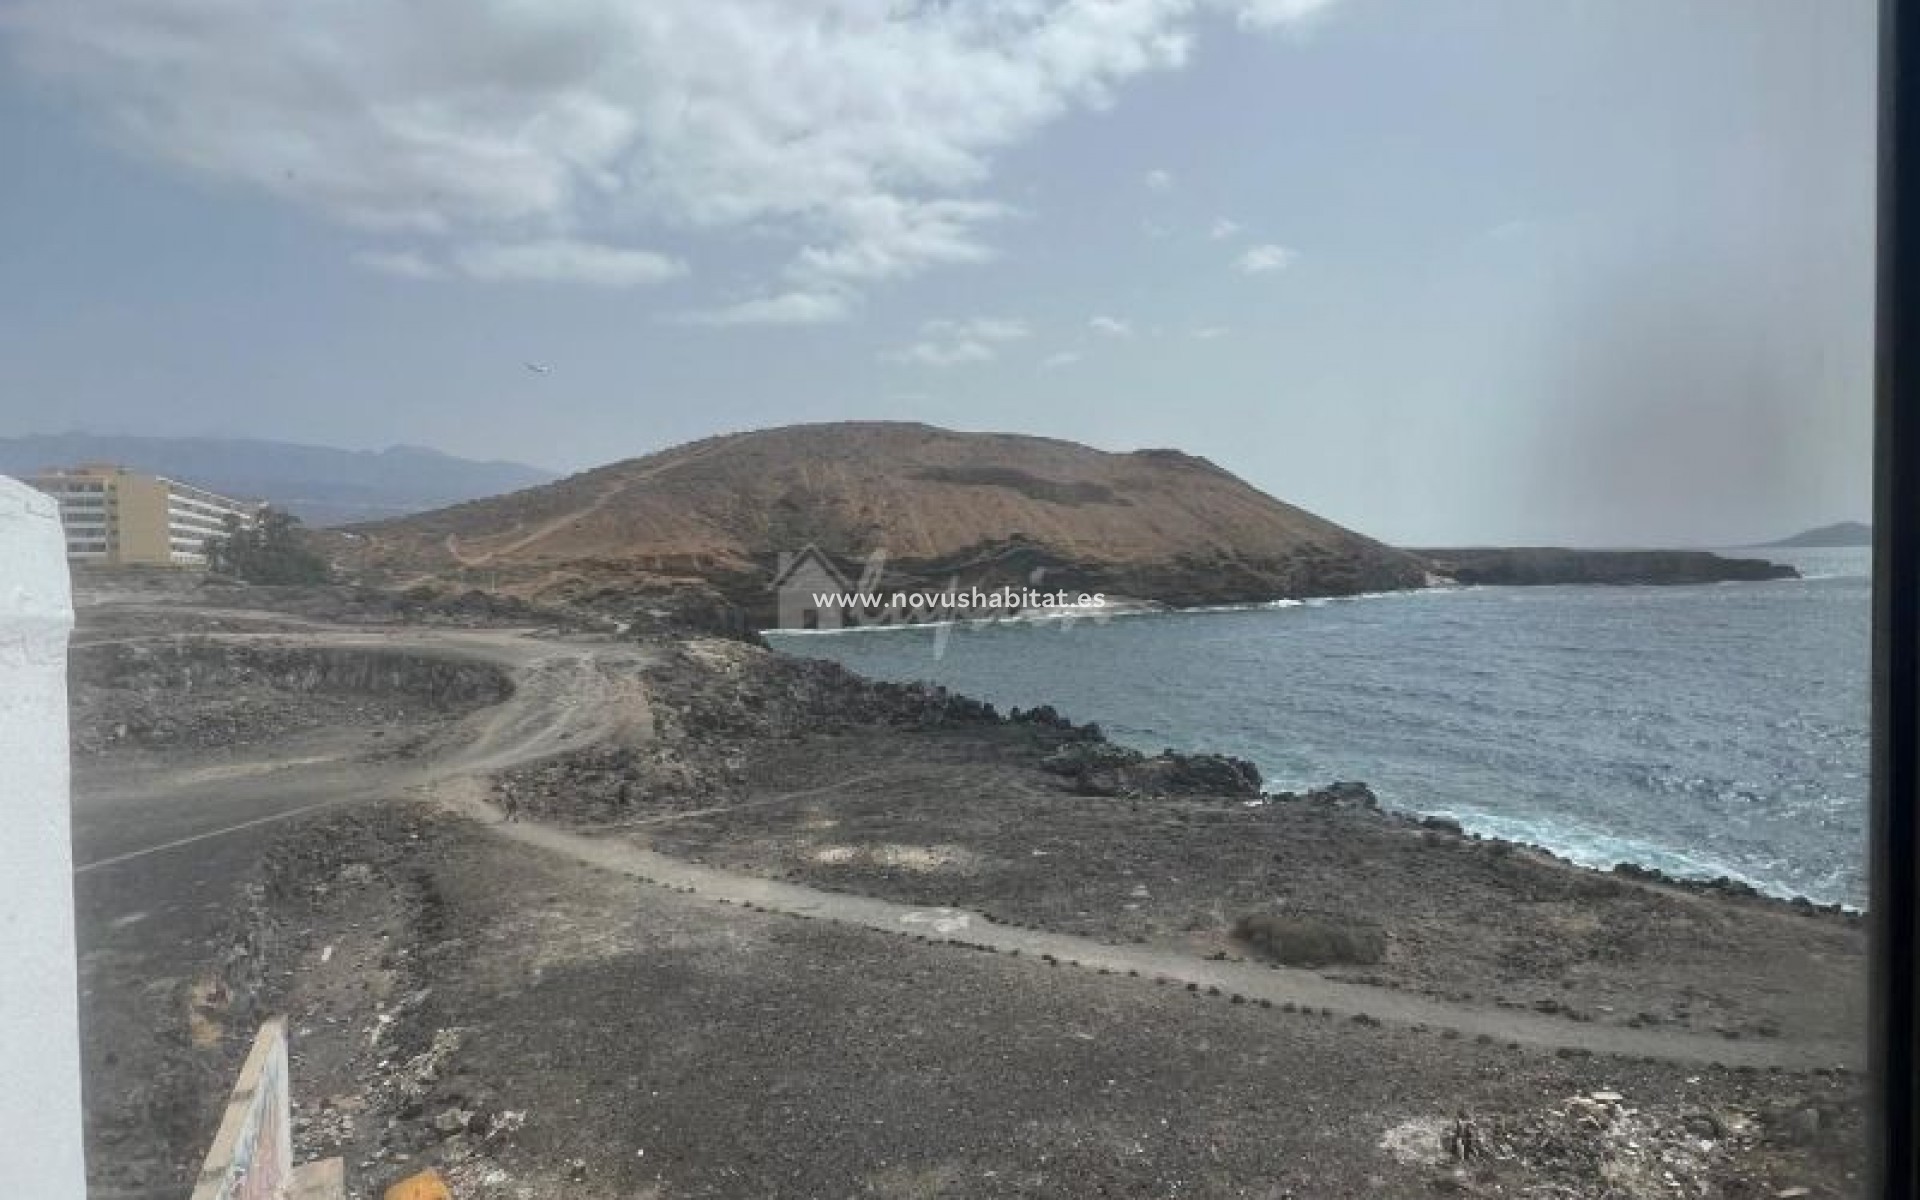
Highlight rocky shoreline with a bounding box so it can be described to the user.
[495,632,1863,1023]
[1417,547,1800,587]
[660,621,1858,920]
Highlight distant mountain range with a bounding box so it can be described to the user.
[1765,521,1872,548]
[0,433,557,526]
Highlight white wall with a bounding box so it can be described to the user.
[0,476,84,1198]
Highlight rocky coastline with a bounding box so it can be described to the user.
[1417,547,1799,587]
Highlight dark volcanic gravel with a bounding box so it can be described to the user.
[626,729,1865,1051]
[292,809,1869,1200]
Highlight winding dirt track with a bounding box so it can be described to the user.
[444,797,1857,1072]
[77,614,1862,1073]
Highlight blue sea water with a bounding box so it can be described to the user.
[766,547,1871,907]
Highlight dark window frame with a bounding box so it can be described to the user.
[1876,3,1919,1195]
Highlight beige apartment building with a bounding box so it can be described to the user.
[27,465,261,567]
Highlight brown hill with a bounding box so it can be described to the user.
[335,422,1427,623]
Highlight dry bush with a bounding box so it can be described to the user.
[1231,912,1386,967]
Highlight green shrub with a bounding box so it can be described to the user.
[206,507,329,585]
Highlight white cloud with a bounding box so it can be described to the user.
[358,237,689,287]
[1041,351,1083,369]
[1227,0,1345,30]
[453,238,685,287]
[2,0,1341,299]
[352,248,445,281]
[793,197,1012,284]
[1089,315,1133,338]
[891,340,995,367]
[1191,326,1230,339]
[924,317,1030,343]
[1235,243,1298,274]
[1209,217,1243,240]
[680,290,854,327]
[889,315,1029,366]
[1144,168,1174,192]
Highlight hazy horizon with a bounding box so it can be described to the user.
[0,0,1876,547]
[0,422,1868,550]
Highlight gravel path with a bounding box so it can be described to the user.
[446,782,1859,1072]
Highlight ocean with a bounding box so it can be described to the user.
[765,546,1871,908]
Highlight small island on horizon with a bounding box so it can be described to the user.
[1764,520,1872,548]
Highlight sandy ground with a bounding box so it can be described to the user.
[67,588,1870,1199]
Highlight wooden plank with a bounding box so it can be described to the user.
[188,1018,292,1200]
[285,1158,346,1200]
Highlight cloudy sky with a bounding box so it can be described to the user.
[0,0,1875,545]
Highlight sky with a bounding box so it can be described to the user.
[0,0,1877,546]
